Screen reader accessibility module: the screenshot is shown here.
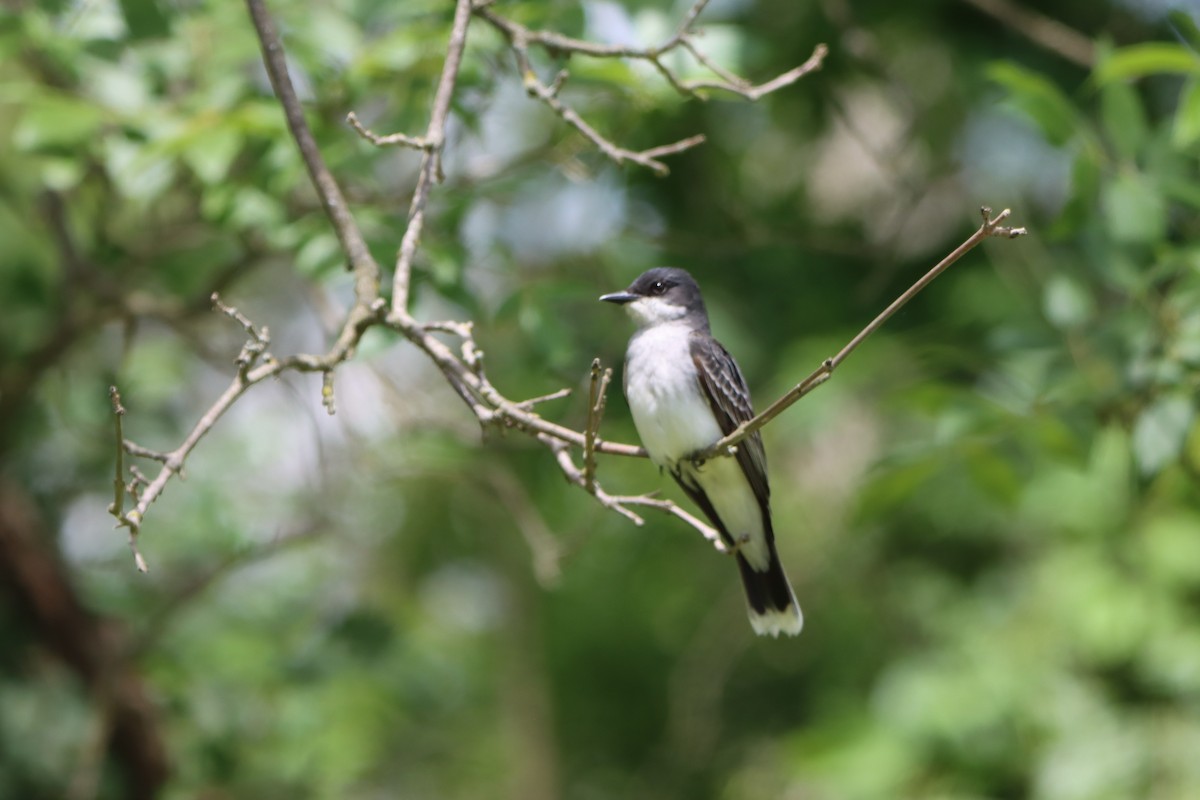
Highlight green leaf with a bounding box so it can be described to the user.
[296,231,343,277]
[118,0,171,39]
[1169,9,1200,55]
[1133,394,1195,475]
[1043,274,1094,329]
[1100,80,1147,161]
[103,137,176,203]
[1161,170,1200,209]
[1094,43,1200,85]
[182,125,242,185]
[1101,171,1166,244]
[228,186,284,232]
[38,156,85,191]
[1139,512,1200,587]
[13,95,107,151]
[987,61,1078,145]
[1173,77,1200,149]
[1050,149,1101,238]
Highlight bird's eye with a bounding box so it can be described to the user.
[650,280,667,295]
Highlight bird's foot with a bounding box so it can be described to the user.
[721,532,751,557]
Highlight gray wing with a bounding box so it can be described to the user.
[689,332,770,508]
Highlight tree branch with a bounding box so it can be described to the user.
[1,480,169,798]
[245,0,380,306]
[346,111,436,151]
[540,432,729,553]
[390,0,474,313]
[108,295,379,569]
[513,45,707,176]
[475,2,827,174]
[960,0,1094,68]
[694,207,1028,463]
[583,358,613,493]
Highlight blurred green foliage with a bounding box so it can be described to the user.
[2,0,1200,798]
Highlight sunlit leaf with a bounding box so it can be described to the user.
[296,230,343,277]
[1094,43,1200,84]
[12,95,107,151]
[1101,170,1166,244]
[1138,512,1200,587]
[988,61,1079,145]
[1043,273,1095,329]
[1100,80,1147,160]
[103,136,177,202]
[182,126,243,185]
[1173,77,1200,149]
[1133,394,1195,475]
[1050,148,1102,238]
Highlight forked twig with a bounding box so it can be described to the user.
[583,358,613,492]
[476,1,827,175]
[108,387,149,572]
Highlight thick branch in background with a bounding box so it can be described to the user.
[1,480,168,800]
[107,0,1022,570]
[961,0,1095,67]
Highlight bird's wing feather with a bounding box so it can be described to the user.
[689,333,770,508]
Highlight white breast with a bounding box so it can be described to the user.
[624,323,724,467]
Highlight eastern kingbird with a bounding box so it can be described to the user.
[601,268,803,637]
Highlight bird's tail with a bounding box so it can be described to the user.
[736,544,803,637]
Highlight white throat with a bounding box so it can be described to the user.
[624,296,691,328]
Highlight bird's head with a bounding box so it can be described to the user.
[599,267,708,329]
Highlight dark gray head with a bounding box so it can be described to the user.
[599,267,710,330]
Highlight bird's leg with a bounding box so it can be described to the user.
[687,443,737,472]
[723,532,752,556]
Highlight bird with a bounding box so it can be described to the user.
[600,267,802,637]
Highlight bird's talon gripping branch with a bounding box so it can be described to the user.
[723,532,752,556]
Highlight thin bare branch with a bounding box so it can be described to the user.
[212,293,271,374]
[121,442,170,463]
[679,43,829,100]
[321,370,336,415]
[475,2,826,174]
[385,310,645,457]
[244,0,380,305]
[472,4,692,60]
[346,111,434,151]
[514,49,703,176]
[108,297,383,567]
[583,358,613,492]
[694,207,1028,462]
[107,386,148,572]
[611,494,728,554]
[538,433,729,555]
[392,0,474,313]
[542,434,646,525]
[516,387,573,411]
[637,135,708,162]
[961,0,1094,68]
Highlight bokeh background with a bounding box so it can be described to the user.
[3,0,1200,797]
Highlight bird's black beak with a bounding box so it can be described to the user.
[599,291,637,305]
